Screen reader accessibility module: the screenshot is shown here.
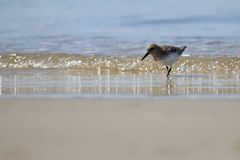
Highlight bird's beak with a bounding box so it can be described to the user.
[141,52,149,61]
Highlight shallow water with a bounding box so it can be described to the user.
[0,54,240,97]
[0,66,239,97]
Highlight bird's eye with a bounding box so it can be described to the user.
[148,48,153,51]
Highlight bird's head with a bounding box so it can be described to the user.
[141,43,159,61]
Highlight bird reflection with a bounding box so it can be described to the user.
[165,78,174,95]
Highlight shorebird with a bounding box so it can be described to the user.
[141,43,187,78]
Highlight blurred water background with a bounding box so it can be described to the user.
[0,0,240,55]
[0,0,240,97]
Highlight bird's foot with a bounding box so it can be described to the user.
[166,74,170,79]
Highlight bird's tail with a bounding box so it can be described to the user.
[179,46,187,54]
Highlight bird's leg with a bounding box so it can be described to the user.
[166,66,172,78]
[166,66,169,79]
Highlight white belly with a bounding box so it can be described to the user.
[160,52,180,66]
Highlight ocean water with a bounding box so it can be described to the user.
[1,0,240,55]
[0,0,240,97]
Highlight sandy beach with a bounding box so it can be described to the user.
[1,98,240,160]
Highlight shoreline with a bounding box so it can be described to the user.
[1,94,240,99]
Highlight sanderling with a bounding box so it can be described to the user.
[141,43,187,78]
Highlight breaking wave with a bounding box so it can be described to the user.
[0,53,239,74]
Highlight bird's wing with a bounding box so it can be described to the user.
[161,45,184,55]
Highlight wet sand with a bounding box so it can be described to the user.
[1,98,240,160]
